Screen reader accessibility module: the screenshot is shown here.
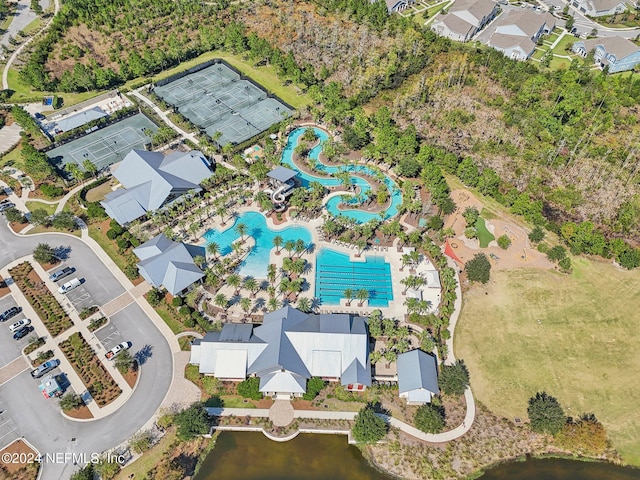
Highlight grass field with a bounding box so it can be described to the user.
[114,427,178,480]
[7,68,103,105]
[456,257,640,465]
[25,201,57,215]
[476,216,495,247]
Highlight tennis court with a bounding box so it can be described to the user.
[47,114,158,175]
[154,63,292,146]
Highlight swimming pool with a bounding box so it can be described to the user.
[281,127,402,223]
[202,211,312,278]
[315,248,394,307]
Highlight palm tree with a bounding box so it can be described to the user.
[356,288,369,307]
[235,222,248,242]
[227,273,242,295]
[65,163,82,184]
[243,277,258,297]
[267,285,276,299]
[400,254,411,272]
[216,206,226,225]
[82,158,98,179]
[267,264,277,285]
[207,242,220,260]
[279,277,291,296]
[296,296,312,313]
[239,297,252,318]
[284,240,295,257]
[343,288,354,306]
[272,235,283,255]
[193,255,206,269]
[231,242,243,258]
[294,239,306,258]
[268,297,279,312]
[289,258,305,277]
[289,279,303,299]
[214,293,228,310]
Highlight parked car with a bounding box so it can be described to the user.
[13,325,33,340]
[8,318,31,332]
[58,277,81,294]
[0,306,22,322]
[31,359,59,378]
[105,341,132,360]
[0,202,16,212]
[49,267,74,282]
[34,112,45,120]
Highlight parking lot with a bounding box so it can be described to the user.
[94,322,125,353]
[0,404,20,449]
[45,258,126,314]
[0,295,35,369]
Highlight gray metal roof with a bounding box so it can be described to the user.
[55,107,108,133]
[191,306,371,395]
[267,166,297,183]
[341,358,372,387]
[102,149,212,225]
[397,349,440,397]
[219,323,254,342]
[134,234,204,295]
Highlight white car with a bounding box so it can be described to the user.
[58,277,81,294]
[9,318,31,332]
[105,341,132,360]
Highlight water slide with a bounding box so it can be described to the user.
[271,184,294,211]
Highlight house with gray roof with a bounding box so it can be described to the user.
[397,349,439,404]
[133,233,204,295]
[431,0,499,42]
[571,0,627,17]
[573,36,640,73]
[383,0,416,13]
[487,10,555,61]
[190,306,371,397]
[101,149,213,225]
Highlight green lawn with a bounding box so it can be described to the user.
[0,143,23,169]
[220,395,257,408]
[551,34,578,56]
[7,68,104,105]
[22,17,42,35]
[549,55,573,70]
[457,257,640,465]
[25,201,57,215]
[475,216,495,247]
[154,303,187,335]
[114,427,178,480]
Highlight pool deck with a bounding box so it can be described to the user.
[193,205,425,322]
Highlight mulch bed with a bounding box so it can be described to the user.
[10,222,30,233]
[0,439,40,478]
[0,276,10,298]
[123,366,138,389]
[65,405,94,420]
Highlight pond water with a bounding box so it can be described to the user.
[194,432,392,480]
[194,432,640,480]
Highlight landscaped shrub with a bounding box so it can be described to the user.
[237,377,262,400]
[414,403,445,434]
[39,183,65,198]
[172,297,183,307]
[184,317,196,328]
[106,229,119,240]
[352,404,387,444]
[59,332,121,407]
[9,262,73,336]
[303,377,326,401]
[179,306,192,317]
[464,253,491,284]
[497,234,512,250]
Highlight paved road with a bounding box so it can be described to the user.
[0,0,36,48]
[0,222,172,480]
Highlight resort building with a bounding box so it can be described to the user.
[101,149,213,225]
[397,349,440,405]
[431,0,499,42]
[571,0,627,17]
[572,36,640,73]
[49,106,108,136]
[190,306,371,397]
[266,166,297,211]
[133,233,205,295]
[486,10,556,61]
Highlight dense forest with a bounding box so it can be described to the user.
[12,0,640,264]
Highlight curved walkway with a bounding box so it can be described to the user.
[1,0,60,90]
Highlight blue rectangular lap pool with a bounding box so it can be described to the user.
[315,248,393,307]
